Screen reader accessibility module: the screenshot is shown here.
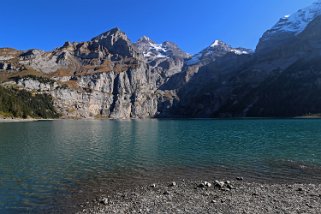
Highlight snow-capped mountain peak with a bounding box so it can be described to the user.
[256,0,321,53]
[136,36,168,60]
[267,0,321,36]
[210,40,225,47]
[186,40,251,66]
[135,37,190,61]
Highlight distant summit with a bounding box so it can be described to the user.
[187,40,251,66]
[267,0,321,35]
[135,36,190,62]
[257,0,321,53]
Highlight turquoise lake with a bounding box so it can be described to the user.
[1,119,321,212]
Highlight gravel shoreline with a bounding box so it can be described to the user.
[76,179,321,214]
[0,118,58,122]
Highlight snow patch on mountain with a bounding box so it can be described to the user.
[268,0,321,36]
[135,36,168,60]
[210,40,222,47]
[231,49,251,55]
[135,36,190,62]
[186,40,251,66]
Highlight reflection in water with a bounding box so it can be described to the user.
[1,119,321,212]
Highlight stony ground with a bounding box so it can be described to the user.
[76,179,321,214]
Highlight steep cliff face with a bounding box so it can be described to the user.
[0,28,164,119]
[135,36,189,87]
[7,66,158,119]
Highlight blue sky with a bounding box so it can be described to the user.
[1,0,315,54]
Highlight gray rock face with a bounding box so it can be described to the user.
[0,49,23,72]
[18,49,69,73]
[0,48,21,61]
[8,63,158,119]
[135,36,189,87]
[0,28,162,119]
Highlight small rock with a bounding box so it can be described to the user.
[163,190,170,195]
[202,192,210,196]
[306,203,313,208]
[169,181,176,187]
[198,183,205,188]
[236,177,244,181]
[214,180,225,189]
[205,181,212,187]
[211,200,217,203]
[225,180,231,185]
[150,183,156,188]
[99,197,108,205]
[227,184,234,190]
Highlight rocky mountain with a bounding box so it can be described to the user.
[134,36,190,88]
[0,28,161,119]
[159,40,252,92]
[256,0,321,54]
[186,40,251,66]
[167,0,321,118]
[135,36,190,62]
[1,1,321,119]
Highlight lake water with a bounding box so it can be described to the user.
[1,119,321,212]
